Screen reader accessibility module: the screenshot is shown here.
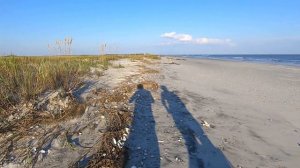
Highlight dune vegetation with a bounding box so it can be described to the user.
[0,54,160,115]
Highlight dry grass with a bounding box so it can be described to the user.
[0,56,102,113]
[85,81,159,167]
[141,68,160,74]
[0,54,160,115]
[140,80,159,91]
[112,63,125,69]
[141,59,157,64]
[127,54,160,61]
[68,83,136,168]
[87,131,126,168]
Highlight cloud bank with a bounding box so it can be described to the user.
[161,32,193,42]
[161,32,233,45]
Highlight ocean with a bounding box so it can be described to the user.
[177,55,300,66]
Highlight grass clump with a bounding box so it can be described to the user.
[0,55,119,113]
[112,63,125,69]
[0,54,160,114]
[127,54,160,61]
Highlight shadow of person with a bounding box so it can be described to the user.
[161,86,231,168]
[125,84,160,168]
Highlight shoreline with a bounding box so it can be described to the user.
[163,55,300,68]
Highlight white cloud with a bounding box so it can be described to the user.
[161,32,193,42]
[194,38,232,45]
[161,32,233,45]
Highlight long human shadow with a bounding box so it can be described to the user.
[161,85,231,168]
[125,84,160,168]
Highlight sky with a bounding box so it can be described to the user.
[0,0,300,55]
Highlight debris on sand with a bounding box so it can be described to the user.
[237,164,244,168]
[164,61,180,65]
[200,119,215,128]
[0,58,161,168]
[175,156,184,162]
[0,86,86,167]
[81,81,138,168]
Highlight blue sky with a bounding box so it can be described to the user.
[0,0,300,55]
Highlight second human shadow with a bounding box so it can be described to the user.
[161,85,231,168]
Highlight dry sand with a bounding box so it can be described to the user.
[153,57,300,168]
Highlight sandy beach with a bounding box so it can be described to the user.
[1,56,300,168]
[155,57,300,167]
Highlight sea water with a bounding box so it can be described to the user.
[179,55,300,66]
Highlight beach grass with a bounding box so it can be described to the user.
[0,54,160,113]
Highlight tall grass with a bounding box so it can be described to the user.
[0,54,159,113]
[0,56,114,111]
